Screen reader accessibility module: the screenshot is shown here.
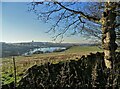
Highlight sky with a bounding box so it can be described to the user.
[2,2,91,43]
[0,2,2,42]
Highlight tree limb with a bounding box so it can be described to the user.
[55,2,100,23]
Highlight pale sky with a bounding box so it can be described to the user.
[2,2,91,43]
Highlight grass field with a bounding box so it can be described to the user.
[1,46,119,85]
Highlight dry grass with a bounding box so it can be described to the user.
[2,46,103,84]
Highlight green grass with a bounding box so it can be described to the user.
[64,46,102,53]
[1,46,103,85]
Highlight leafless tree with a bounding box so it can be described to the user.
[29,1,120,69]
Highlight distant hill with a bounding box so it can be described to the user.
[1,42,99,58]
[12,42,75,47]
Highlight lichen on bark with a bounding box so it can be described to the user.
[101,2,118,69]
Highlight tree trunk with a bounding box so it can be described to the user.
[101,2,118,69]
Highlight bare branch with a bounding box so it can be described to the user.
[55,2,100,23]
[52,19,79,41]
[78,16,85,23]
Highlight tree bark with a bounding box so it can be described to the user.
[101,2,118,69]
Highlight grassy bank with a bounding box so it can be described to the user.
[0,46,112,85]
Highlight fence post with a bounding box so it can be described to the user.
[13,56,16,89]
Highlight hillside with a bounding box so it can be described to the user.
[1,42,98,58]
[2,46,102,85]
[1,46,120,88]
[1,42,74,57]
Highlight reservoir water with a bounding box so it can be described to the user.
[23,47,66,56]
